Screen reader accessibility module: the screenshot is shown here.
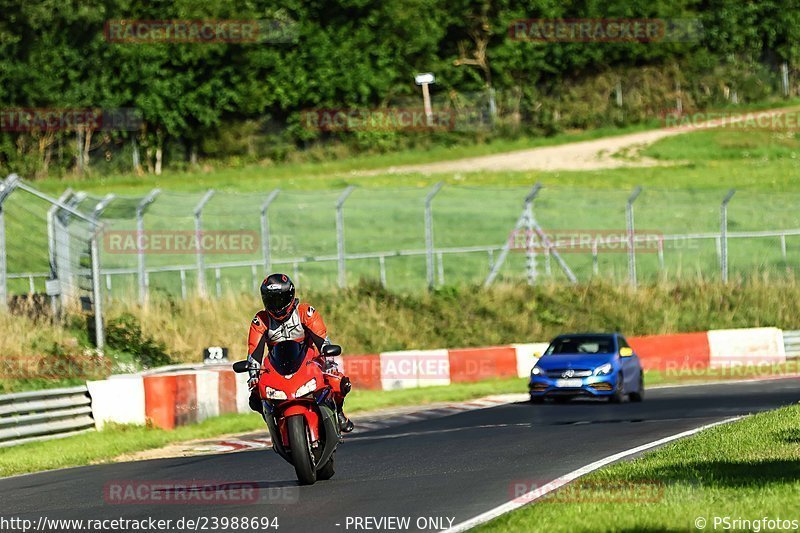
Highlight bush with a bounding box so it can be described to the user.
[105,313,173,369]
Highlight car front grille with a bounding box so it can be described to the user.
[545,369,593,378]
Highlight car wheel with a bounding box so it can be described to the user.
[530,396,544,404]
[629,373,644,403]
[609,372,625,404]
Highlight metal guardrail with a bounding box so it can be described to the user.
[783,330,800,359]
[0,386,95,447]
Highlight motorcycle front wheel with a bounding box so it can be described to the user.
[287,415,317,485]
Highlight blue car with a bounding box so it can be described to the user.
[529,333,644,403]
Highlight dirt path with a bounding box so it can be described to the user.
[359,106,799,175]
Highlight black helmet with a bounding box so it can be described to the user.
[260,273,296,320]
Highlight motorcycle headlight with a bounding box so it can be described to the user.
[531,366,543,376]
[295,378,317,397]
[594,363,613,376]
[264,386,288,400]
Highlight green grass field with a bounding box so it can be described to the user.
[7,110,800,296]
[477,403,800,533]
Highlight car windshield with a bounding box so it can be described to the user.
[545,336,615,355]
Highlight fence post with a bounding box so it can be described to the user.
[425,182,444,289]
[720,189,736,282]
[524,184,543,285]
[90,234,104,352]
[379,255,387,287]
[260,189,281,277]
[92,194,115,222]
[782,62,790,98]
[0,174,20,311]
[781,234,787,260]
[336,186,355,288]
[485,183,541,286]
[193,189,215,297]
[89,194,114,301]
[180,269,187,299]
[136,188,160,305]
[47,188,73,317]
[626,186,642,287]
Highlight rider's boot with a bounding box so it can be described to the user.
[337,405,354,433]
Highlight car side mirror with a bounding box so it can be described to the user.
[619,347,633,357]
[232,360,250,373]
[322,344,342,357]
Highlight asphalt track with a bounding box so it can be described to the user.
[2,378,799,533]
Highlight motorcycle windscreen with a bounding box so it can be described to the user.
[269,341,309,376]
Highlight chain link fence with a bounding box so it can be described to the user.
[3,176,800,316]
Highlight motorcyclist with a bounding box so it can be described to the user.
[246,273,354,433]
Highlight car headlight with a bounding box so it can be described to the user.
[295,378,317,397]
[531,366,543,376]
[264,387,288,400]
[594,363,613,376]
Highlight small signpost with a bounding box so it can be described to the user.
[415,73,436,126]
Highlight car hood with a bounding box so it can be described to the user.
[535,353,615,370]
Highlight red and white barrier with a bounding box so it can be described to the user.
[87,375,146,429]
[707,327,785,367]
[380,349,450,390]
[628,332,711,371]
[512,343,549,378]
[85,326,793,430]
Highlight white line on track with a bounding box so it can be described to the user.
[441,415,745,533]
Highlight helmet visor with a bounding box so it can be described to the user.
[262,290,294,315]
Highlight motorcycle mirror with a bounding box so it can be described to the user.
[322,344,342,357]
[232,360,250,373]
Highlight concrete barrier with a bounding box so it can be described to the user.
[380,349,450,390]
[448,346,518,383]
[87,375,145,429]
[707,327,786,367]
[143,375,178,429]
[628,332,710,371]
[513,343,549,378]
[79,326,792,432]
[342,354,381,390]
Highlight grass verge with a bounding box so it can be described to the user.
[476,403,800,533]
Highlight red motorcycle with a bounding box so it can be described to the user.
[233,341,343,485]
